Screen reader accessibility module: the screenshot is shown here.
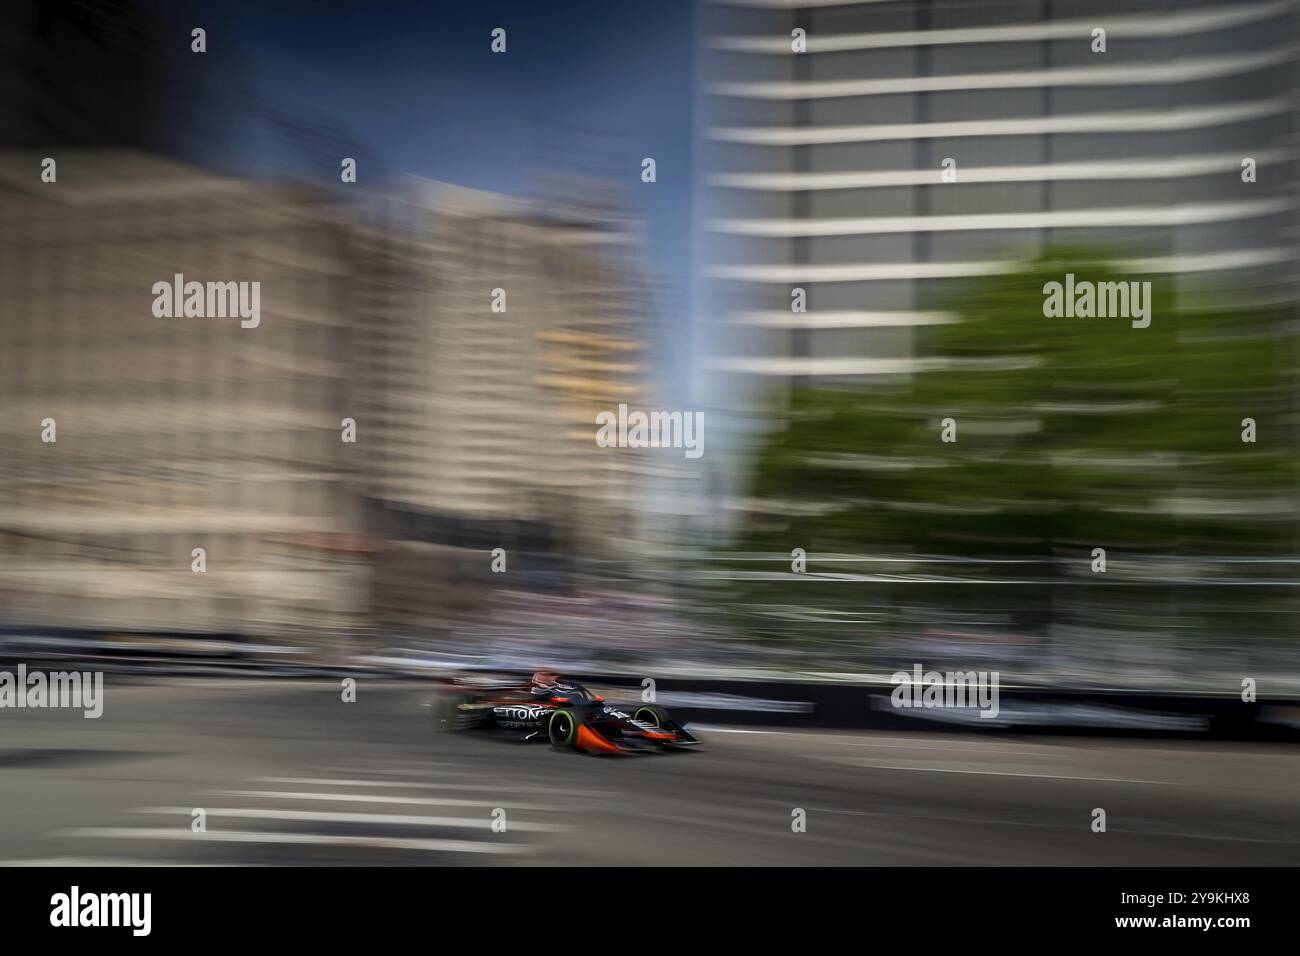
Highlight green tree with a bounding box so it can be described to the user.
[716,250,1298,664]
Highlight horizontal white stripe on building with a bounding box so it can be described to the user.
[707,248,1292,283]
[707,151,1289,191]
[708,199,1290,237]
[709,98,1289,145]
[710,1,1294,53]
[711,45,1294,99]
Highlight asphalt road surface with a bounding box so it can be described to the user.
[0,680,1296,865]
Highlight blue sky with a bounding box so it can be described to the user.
[166,0,698,404]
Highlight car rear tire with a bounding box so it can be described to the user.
[548,708,579,750]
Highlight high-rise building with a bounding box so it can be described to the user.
[699,0,1298,395]
[694,0,1300,662]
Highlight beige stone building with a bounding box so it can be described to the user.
[0,149,369,641]
[0,156,658,644]
[351,179,654,635]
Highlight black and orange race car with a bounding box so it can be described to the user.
[435,671,699,754]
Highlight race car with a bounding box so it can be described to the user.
[434,671,699,754]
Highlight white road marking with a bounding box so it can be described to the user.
[826,759,1181,785]
[254,776,608,797]
[214,789,563,811]
[684,725,769,734]
[691,726,1278,762]
[0,857,248,867]
[319,764,466,776]
[322,764,470,780]
[59,827,528,854]
[689,726,1034,749]
[135,806,570,832]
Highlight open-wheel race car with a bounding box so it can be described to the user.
[434,670,699,754]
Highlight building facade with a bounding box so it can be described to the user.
[351,179,654,636]
[0,150,368,640]
[699,0,1298,393]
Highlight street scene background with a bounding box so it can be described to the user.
[0,0,1297,865]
